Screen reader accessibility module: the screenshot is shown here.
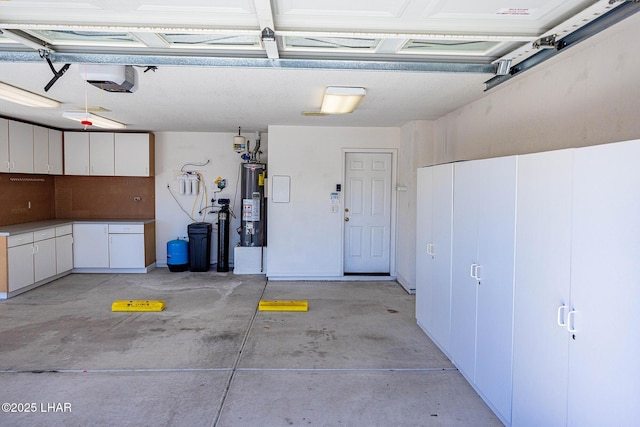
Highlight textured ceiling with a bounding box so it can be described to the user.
[0,0,624,132]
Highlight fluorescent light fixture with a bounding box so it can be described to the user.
[0,81,61,108]
[320,86,366,114]
[62,111,126,129]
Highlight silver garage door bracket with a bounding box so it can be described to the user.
[484,0,640,91]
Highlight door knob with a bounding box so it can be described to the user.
[345,208,350,213]
[345,217,350,222]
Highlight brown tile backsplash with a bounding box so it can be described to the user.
[54,175,155,219]
[0,174,56,226]
[0,174,155,226]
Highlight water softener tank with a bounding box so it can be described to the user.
[167,239,189,272]
[240,163,266,247]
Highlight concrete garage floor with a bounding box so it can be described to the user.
[0,270,502,427]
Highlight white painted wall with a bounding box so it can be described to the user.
[396,13,640,292]
[433,11,640,164]
[266,125,401,278]
[154,131,267,267]
[396,120,434,293]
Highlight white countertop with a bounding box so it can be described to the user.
[0,219,155,236]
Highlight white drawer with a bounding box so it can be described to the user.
[108,224,144,234]
[8,232,34,248]
[55,224,73,236]
[34,228,56,241]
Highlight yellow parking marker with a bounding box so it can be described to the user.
[111,300,166,312]
[258,300,308,312]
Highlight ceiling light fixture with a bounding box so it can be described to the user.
[62,111,126,129]
[0,81,61,108]
[320,86,366,114]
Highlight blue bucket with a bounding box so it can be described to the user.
[167,239,189,272]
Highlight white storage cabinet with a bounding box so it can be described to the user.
[512,149,574,426]
[7,233,36,293]
[33,126,63,175]
[33,228,57,283]
[415,163,454,356]
[108,224,145,268]
[64,132,115,176]
[450,155,517,425]
[114,133,154,176]
[513,141,640,426]
[72,222,151,272]
[0,118,8,173]
[55,225,73,274]
[72,223,109,268]
[4,225,73,298]
[7,121,34,174]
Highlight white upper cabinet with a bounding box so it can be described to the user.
[0,120,61,175]
[89,132,115,176]
[64,132,90,175]
[47,129,63,175]
[33,125,50,174]
[0,118,8,173]
[64,132,154,177]
[114,133,154,176]
[8,121,34,173]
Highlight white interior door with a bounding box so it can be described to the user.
[344,152,392,273]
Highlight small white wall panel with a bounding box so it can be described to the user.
[271,175,290,203]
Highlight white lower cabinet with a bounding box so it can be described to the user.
[55,225,73,274]
[73,222,152,272]
[109,224,145,269]
[72,223,109,268]
[4,226,73,297]
[34,237,57,283]
[8,238,36,293]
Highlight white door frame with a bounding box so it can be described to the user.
[341,148,398,277]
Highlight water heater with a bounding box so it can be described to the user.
[240,163,266,247]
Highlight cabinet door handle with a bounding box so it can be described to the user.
[33,244,38,254]
[557,304,567,327]
[567,309,577,333]
[475,265,482,281]
[470,263,476,278]
[427,243,435,256]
